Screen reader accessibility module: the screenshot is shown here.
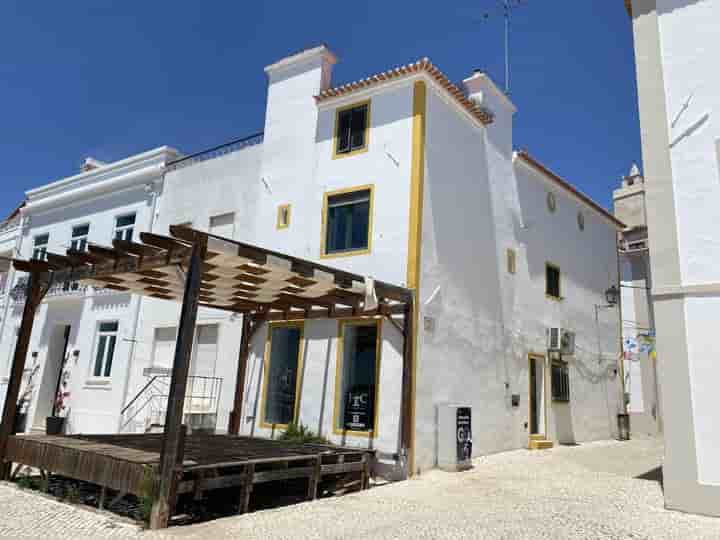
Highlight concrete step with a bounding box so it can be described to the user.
[529,439,554,450]
[529,434,547,441]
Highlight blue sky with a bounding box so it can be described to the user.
[0,1,639,218]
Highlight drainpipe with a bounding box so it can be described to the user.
[117,179,161,431]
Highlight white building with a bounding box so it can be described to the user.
[125,46,623,475]
[0,148,178,434]
[1,44,625,478]
[614,164,661,436]
[625,0,720,517]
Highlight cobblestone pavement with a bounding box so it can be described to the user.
[0,482,142,539]
[4,437,720,539]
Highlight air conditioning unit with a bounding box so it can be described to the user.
[546,328,575,354]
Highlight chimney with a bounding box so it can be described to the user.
[463,71,516,155]
[264,44,337,93]
[80,157,106,173]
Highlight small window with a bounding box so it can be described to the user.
[32,234,49,260]
[507,248,516,274]
[277,204,291,230]
[323,187,373,256]
[114,214,136,242]
[93,321,119,378]
[546,263,561,299]
[551,361,570,402]
[262,323,303,427]
[577,212,585,231]
[70,224,90,252]
[334,101,370,157]
[209,212,235,238]
[335,321,380,435]
[546,192,557,213]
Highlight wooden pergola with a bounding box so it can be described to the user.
[0,225,414,529]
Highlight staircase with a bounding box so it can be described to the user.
[120,374,222,434]
[528,434,554,450]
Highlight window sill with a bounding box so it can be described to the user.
[321,247,371,260]
[332,145,369,160]
[84,378,112,390]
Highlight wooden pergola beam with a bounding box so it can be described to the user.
[149,234,207,530]
[0,272,47,479]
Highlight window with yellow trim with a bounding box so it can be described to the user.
[334,101,370,157]
[335,320,380,434]
[323,187,372,256]
[262,323,303,427]
[277,204,291,229]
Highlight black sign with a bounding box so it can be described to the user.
[456,407,472,463]
[344,387,373,431]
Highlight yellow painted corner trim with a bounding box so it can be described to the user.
[320,184,375,259]
[259,320,305,430]
[332,99,371,160]
[276,204,291,230]
[332,318,382,439]
[406,80,427,475]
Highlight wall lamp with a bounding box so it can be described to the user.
[594,285,619,320]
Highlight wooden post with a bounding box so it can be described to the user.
[399,296,414,478]
[307,456,321,500]
[228,313,252,435]
[149,238,205,530]
[0,272,45,479]
[238,463,254,514]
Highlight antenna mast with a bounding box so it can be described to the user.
[480,0,527,96]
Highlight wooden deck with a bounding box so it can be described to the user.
[5,433,372,514]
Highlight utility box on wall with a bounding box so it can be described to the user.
[437,403,473,472]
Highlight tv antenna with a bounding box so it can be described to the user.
[479,0,528,96]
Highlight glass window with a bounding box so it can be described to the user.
[546,263,561,299]
[551,361,570,402]
[70,224,90,252]
[263,324,303,426]
[114,213,136,242]
[32,234,49,260]
[335,102,369,156]
[324,188,371,255]
[337,322,379,433]
[209,213,235,238]
[93,321,119,377]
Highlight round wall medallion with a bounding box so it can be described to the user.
[577,211,585,230]
[546,192,556,213]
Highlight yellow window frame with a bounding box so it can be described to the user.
[260,321,305,430]
[332,317,383,438]
[332,99,371,159]
[545,262,563,300]
[277,204,291,230]
[320,184,374,259]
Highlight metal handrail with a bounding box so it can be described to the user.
[120,376,159,416]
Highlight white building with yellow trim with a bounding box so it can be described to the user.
[129,45,624,475]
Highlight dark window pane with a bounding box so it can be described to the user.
[100,322,118,332]
[325,190,371,254]
[264,326,301,425]
[72,224,90,238]
[546,265,561,298]
[34,234,49,247]
[104,335,116,377]
[123,228,133,241]
[336,109,352,154]
[116,214,136,228]
[349,105,367,150]
[94,336,107,377]
[339,324,378,431]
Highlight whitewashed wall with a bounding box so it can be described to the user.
[655,0,720,495]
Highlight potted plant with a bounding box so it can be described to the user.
[47,370,70,435]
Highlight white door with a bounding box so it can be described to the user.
[152,327,177,370]
[189,325,219,412]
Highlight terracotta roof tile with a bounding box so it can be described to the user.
[315,58,494,126]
